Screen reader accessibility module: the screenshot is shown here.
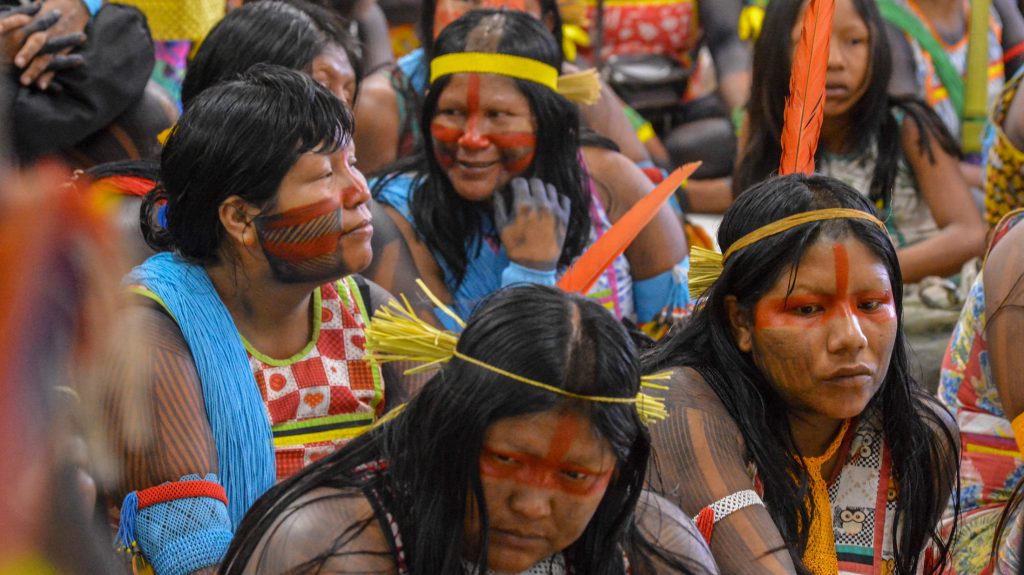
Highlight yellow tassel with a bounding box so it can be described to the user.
[557,68,601,105]
[562,23,592,62]
[366,281,672,424]
[688,245,724,300]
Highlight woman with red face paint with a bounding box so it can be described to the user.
[368,9,690,339]
[352,0,656,175]
[644,174,960,574]
[108,66,405,575]
[219,283,717,574]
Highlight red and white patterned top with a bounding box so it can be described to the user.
[246,275,384,480]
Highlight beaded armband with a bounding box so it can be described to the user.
[693,489,764,543]
[116,474,233,575]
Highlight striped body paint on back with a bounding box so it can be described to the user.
[254,196,347,283]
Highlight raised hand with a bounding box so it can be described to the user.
[494,177,571,271]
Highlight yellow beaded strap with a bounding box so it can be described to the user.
[688,208,889,299]
[799,419,851,575]
[365,279,669,423]
[430,52,601,105]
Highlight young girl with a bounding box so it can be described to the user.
[735,0,986,284]
[644,174,960,574]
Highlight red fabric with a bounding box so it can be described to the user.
[695,506,714,543]
[136,480,228,509]
[92,176,156,197]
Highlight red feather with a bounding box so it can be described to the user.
[779,0,835,175]
[557,162,701,295]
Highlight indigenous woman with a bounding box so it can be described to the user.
[111,66,402,574]
[220,284,716,574]
[939,209,1024,574]
[368,9,689,337]
[352,0,653,174]
[735,0,986,285]
[644,174,960,574]
[181,0,359,109]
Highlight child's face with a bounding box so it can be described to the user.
[790,0,871,119]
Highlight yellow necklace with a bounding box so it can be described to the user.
[798,419,851,575]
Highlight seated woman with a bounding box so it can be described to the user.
[181,0,359,109]
[940,209,1024,573]
[644,174,960,573]
[109,65,403,574]
[353,0,653,174]
[368,9,689,337]
[735,0,986,284]
[219,284,717,574]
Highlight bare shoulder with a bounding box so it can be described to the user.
[246,487,398,575]
[660,366,735,418]
[580,145,654,206]
[634,491,720,574]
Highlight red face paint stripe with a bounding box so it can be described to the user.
[431,123,464,143]
[258,197,341,229]
[833,243,849,298]
[487,133,537,148]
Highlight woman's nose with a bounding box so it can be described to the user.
[507,486,553,520]
[338,164,370,208]
[827,306,868,355]
[458,115,491,151]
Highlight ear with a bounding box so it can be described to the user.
[218,196,260,249]
[724,295,753,353]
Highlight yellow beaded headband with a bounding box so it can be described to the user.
[688,208,889,299]
[429,52,601,105]
[365,280,669,424]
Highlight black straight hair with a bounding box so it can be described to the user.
[373,9,588,288]
[220,284,700,574]
[644,174,960,575]
[734,0,960,204]
[181,0,360,108]
[141,64,352,264]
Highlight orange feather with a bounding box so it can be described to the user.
[558,162,701,294]
[779,0,835,175]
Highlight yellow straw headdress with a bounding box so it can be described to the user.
[430,52,601,105]
[688,208,889,299]
[365,279,669,424]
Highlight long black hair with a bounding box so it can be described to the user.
[181,0,360,108]
[141,64,352,265]
[645,174,960,575]
[373,9,589,288]
[221,284,697,574]
[734,0,960,204]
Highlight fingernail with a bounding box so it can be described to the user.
[14,57,24,67]
[39,80,48,90]
[20,74,30,85]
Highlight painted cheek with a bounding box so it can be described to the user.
[488,132,537,174]
[255,197,343,261]
[431,123,461,169]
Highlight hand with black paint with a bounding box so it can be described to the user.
[0,0,89,90]
[494,177,571,271]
